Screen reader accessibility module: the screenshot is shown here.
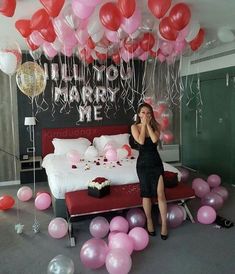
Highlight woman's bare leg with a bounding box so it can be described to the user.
[142,197,154,232]
[157,175,168,235]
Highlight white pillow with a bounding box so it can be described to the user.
[52,138,91,156]
[84,146,99,160]
[93,133,130,156]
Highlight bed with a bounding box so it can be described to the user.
[41,124,185,218]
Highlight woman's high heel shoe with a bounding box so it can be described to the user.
[160,234,168,240]
[148,230,156,237]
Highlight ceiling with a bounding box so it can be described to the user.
[0,0,235,51]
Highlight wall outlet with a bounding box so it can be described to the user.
[27,147,35,153]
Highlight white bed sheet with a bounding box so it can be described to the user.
[42,150,182,199]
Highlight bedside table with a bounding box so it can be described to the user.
[20,156,47,184]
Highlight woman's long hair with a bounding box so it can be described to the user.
[135,102,160,131]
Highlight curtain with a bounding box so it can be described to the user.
[0,71,20,183]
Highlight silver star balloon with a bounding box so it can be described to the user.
[15,223,24,234]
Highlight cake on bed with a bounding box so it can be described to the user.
[88,177,111,198]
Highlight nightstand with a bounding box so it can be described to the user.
[20,156,47,184]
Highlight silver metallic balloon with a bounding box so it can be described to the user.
[81,86,93,104]
[106,64,118,81]
[79,105,92,122]
[47,254,74,274]
[95,86,106,103]
[107,87,119,102]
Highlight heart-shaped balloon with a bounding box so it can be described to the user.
[40,0,65,18]
[30,9,50,31]
[39,20,56,43]
[25,37,40,51]
[0,0,16,17]
[15,20,32,38]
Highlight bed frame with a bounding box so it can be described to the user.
[42,124,130,217]
[42,124,195,232]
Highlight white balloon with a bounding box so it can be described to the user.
[0,52,18,75]
[185,20,200,42]
[217,27,235,43]
[117,148,128,160]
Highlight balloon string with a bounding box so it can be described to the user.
[9,75,19,221]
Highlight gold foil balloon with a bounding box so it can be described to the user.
[16,61,46,97]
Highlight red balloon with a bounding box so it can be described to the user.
[139,33,155,52]
[149,50,157,58]
[124,39,139,53]
[189,28,205,51]
[15,19,32,38]
[122,144,132,156]
[40,0,65,18]
[25,37,40,51]
[39,20,56,42]
[99,2,122,31]
[0,195,15,210]
[85,55,94,64]
[87,37,96,49]
[0,0,16,17]
[117,0,136,18]
[169,3,191,31]
[96,52,107,61]
[159,17,178,41]
[160,117,170,131]
[162,130,174,144]
[30,8,50,31]
[148,0,171,19]
[112,53,120,64]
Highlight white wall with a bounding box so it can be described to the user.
[180,41,235,76]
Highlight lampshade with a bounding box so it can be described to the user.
[24,117,36,126]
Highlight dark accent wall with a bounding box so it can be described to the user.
[17,54,144,156]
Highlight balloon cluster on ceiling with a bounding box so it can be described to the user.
[6,0,205,64]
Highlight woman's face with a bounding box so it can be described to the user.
[138,106,152,120]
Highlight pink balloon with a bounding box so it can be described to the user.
[158,52,166,63]
[108,231,119,242]
[105,248,132,274]
[105,148,118,162]
[104,142,115,153]
[110,216,129,233]
[211,186,228,201]
[17,186,33,202]
[166,204,185,228]
[30,30,45,46]
[207,174,221,188]
[109,232,134,255]
[126,208,146,229]
[160,41,174,56]
[120,47,132,63]
[197,206,216,224]
[128,227,149,251]
[35,193,51,210]
[138,51,148,61]
[174,39,186,54]
[89,216,110,238]
[192,178,210,198]
[121,7,142,34]
[66,150,80,165]
[48,217,68,239]
[72,0,94,20]
[43,42,57,58]
[78,0,102,7]
[201,192,224,210]
[75,29,89,45]
[80,238,108,269]
[105,29,119,43]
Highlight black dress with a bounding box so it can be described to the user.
[136,137,164,198]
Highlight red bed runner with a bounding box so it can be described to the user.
[65,182,195,216]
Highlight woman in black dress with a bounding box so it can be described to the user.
[131,103,168,239]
